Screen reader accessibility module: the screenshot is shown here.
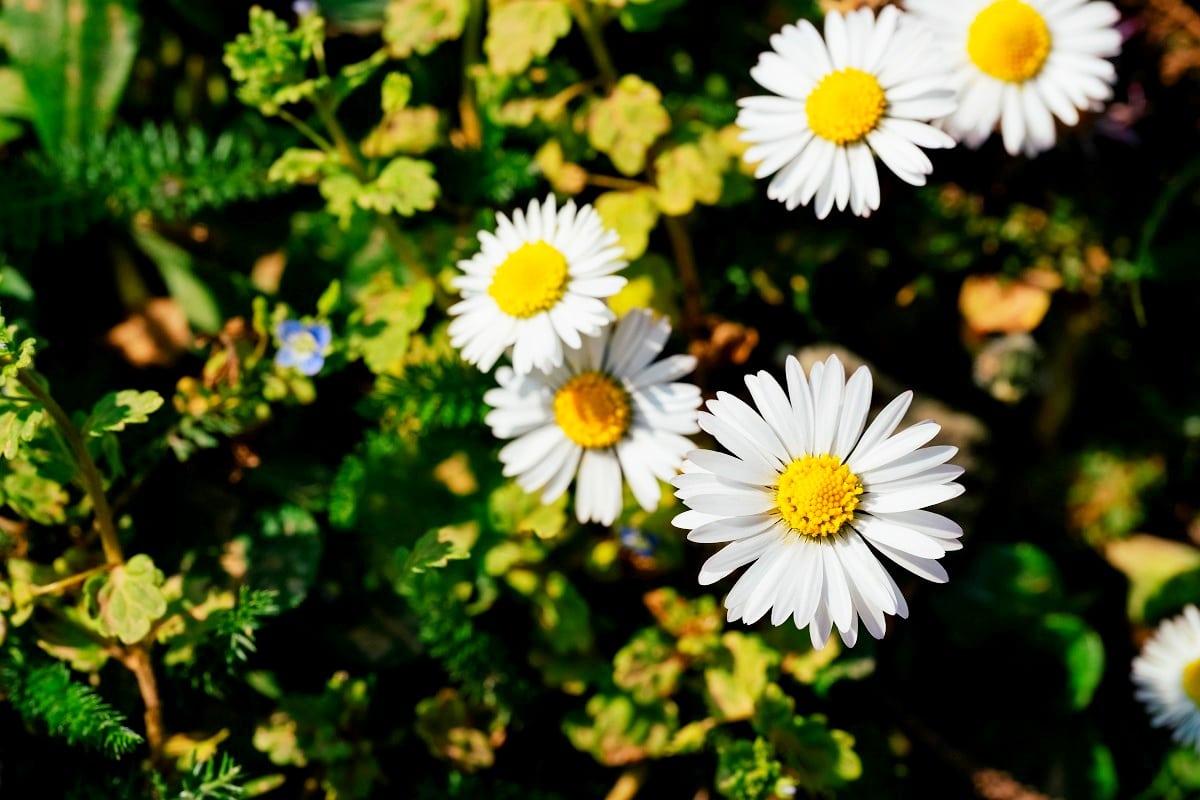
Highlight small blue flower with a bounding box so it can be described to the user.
[275,320,331,376]
[292,0,318,15]
[619,526,659,558]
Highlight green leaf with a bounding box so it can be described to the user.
[355,157,439,217]
[90,554,168,645]
[587,75,671,176]
[319,171,363,228]
[2,0,140,150]
[0,66,33,119]
[396,527,470,588]
[346,273,434,375]
[130,226,223,334]
[653,129,728,216]
[703,631,778,721]
[617,0,686,32]
[488,481,568,540]
[0,403,44,459]
[223,6,325,114]
[1036,612,1105,711]
[613,627,683,702]
[484,0,572,77]
[84,390,164,437]
[268,147,331,184]
[384,0,469,58]
[381,72,413,114]
[1104,534,1200,623]
[716,737,783,800]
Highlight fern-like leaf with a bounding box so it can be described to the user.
[0,651,143,758]
[174,754,246,800]
[366,356,490,431]
[212,586,281,667]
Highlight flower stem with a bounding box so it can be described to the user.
[460,0,485,148]
[16,369,123,565]
[313,96,432,284]
[663,216,705,338]
[29,562,115,597]
[16,368,166,761]
[568,0,618,90]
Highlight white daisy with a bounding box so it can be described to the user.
[672,354,965,649]
[449,194,627,374]
[484,309,701,526]
[736,7,957,218]
[1133,606,1200,750]
[906,0,1122,156]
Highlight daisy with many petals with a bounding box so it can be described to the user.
[485,309,701,526]
[736,7,957,218]
[449,194,627,374]
[906,0,1122,156]
[1133,606,1200,750]
[672,354,965,649]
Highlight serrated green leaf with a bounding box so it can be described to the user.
[92,554,167,644]
[398,527,470,579]
[588,75,670,176]
[319,171,364,228]
[346,273,434,375]
[0,404,43,459]
[2,0,140,150]
[383,0,469,58]
[381,72,413,114]
[704,631,778,722]
[268,147,331,184]
[84,390,163,437]
[355,157,439,217]
[485,0,572,76]
[488,481,568,539]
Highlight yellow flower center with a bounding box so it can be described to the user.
[967,0,1052,84]
[1183,658,1200,708]
[805,68,887,146]
[488,241,569,318]
[553,372,631,449]
[775,454,863,538]
[289,331,319,356]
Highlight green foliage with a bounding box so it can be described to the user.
[366,354,491,431]
[213,587,282,667]
[1,0,140,151]
[87,554,168,644]
[172,754,246,800]
[223,6,326,115]
[84,390,164,437]
[716,737,783,800]
[0,651,143,757]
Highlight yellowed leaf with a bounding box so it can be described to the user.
[362,106,442,157]
[595,189,658,259]
[653,129,727,216]
[485,0,572,76]
[587,74,670,176]
[535,140,587,194]
[384,0,469,58]
[958,273,1053,334]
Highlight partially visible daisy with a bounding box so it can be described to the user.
[449,194,627,374]
[485,309,700,526]
[906,0,1122,156]
[275,320,331,376]
[1133,606,1200,750]
[673,354,965,649]
[736,7,957,218]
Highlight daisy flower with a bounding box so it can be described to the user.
[1133,606,1200,750]
[672,354,965,649]
[906,0,1122,156]
[484,309,700,526]
[736,7,957,218]
[449,194,627,374]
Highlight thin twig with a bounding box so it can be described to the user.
[568,0,618,90]
[586,173,653,192]
[16,370,123,566]
[604,765,648,800]
[662,216,706,339]
[459,0,485,148]
[29,563,115,597]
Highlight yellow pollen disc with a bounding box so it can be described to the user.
[1183,658,1200,708]
[553,372,631,449]
[775,454,863,539]
[806,68,887,146]
[488,241,569,318]
[967,0,1052,83]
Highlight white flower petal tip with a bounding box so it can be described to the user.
[674,354,966,646]
[1133,606,1200,750]
[485,309,701,527]
[736,8,958,218]
[448,193,628,375]
[907,0,1123,157]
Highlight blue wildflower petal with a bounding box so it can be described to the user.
[275,346,301,369]
[295,352,326,376]
[277,319,305,342]
[308,322,332,350]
